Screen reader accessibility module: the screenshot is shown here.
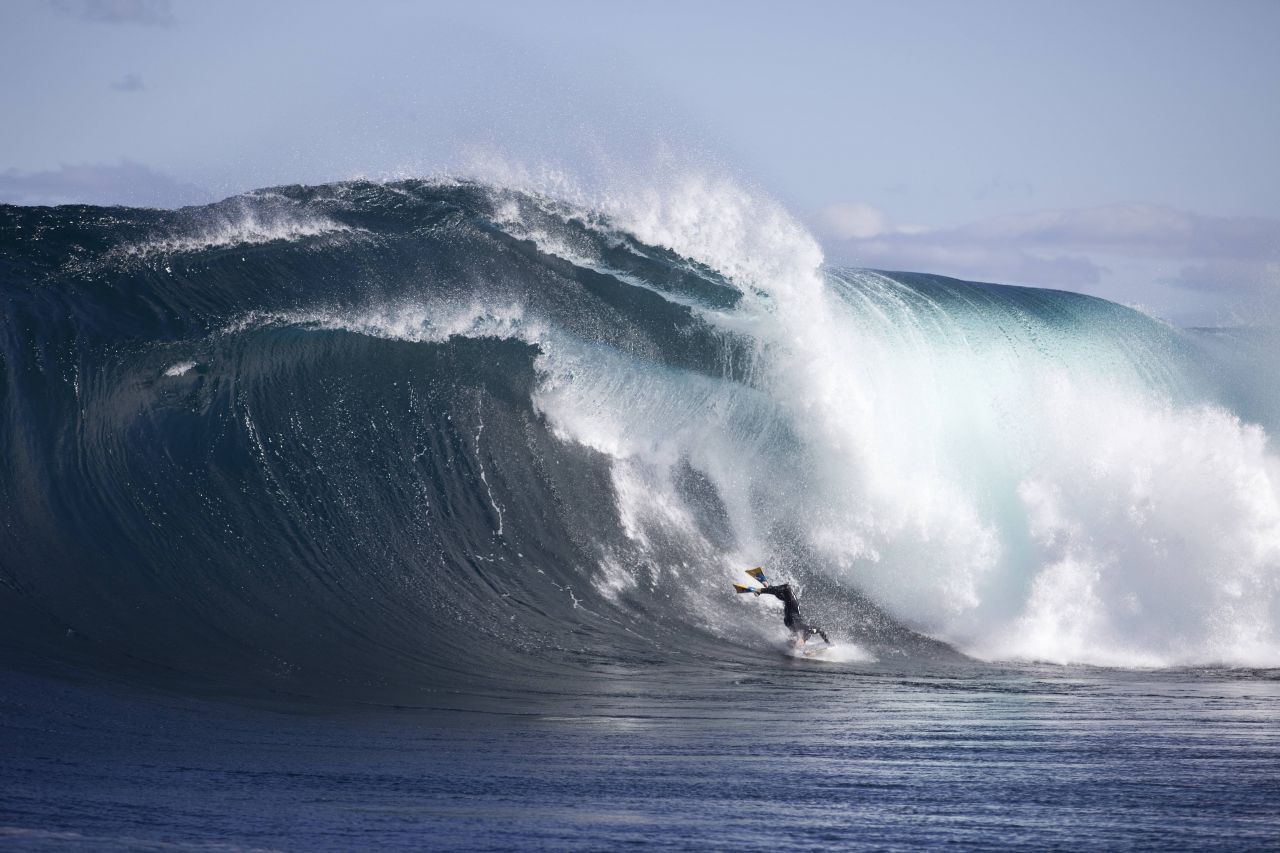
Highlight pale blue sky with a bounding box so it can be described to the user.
[2,0,1277,324]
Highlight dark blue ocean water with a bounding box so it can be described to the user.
[4,660,1278,851]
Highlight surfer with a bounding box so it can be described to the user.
[754,582,830,645]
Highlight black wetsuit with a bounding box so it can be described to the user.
[757,583,829,643]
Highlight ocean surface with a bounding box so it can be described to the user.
[4,661,1279,851]
[2,178,1278,849]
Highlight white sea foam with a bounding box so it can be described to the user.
[226,302,541,347]
[479,168,1280,668]
[785,642,877,664]
[124,200,356,257]
[163,360,196,377]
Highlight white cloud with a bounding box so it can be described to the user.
[110,73,146,93]
[50,0,175,26]
[817,201,933,241]
[1171,259,1280,296]
[818,202,890,240]
[0,161,211,208]
[815,201,1280,319]
[957,203,1280,260]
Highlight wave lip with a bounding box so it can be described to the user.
[112,193,360,261]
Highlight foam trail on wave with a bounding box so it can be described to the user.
[122,197,356,256]
[226,302,540,346]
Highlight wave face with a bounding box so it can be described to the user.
[2,179,1279,697]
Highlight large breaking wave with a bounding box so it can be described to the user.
[2,177,1278,699]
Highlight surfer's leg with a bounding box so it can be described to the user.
[802,625,831,644]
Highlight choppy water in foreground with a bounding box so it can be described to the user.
[4,660,1278,851]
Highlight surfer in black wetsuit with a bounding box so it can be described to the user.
[755,583,830,644]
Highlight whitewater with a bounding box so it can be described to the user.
[2,176,1279,850]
